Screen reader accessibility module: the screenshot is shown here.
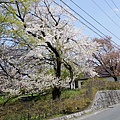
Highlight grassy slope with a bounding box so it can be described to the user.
[0,78,120,120]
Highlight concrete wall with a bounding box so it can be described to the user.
[101,76,120,82]
[105,77,115,82]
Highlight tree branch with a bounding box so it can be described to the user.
[15,1,24,22]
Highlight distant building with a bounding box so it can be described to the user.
[73,76,120,89]
[70,77,88,89]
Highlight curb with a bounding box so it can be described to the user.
[49,109,92,120]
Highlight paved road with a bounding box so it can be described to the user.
[75,104,120,120]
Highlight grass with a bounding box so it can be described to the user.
[0,96,7,105]
[0,78,120,120]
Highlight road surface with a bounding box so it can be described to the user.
[75,104,120,120]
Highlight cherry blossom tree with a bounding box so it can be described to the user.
[92,37,120,81]
[0,0,99,100]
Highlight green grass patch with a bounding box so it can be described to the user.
[0,96,7,104]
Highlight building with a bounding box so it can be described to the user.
[73,76,120,89]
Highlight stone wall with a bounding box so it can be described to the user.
[50,90,120,120]
[91,90,120,110]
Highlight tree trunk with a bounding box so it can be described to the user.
[52,57,61,100]
[113,76,118,82]
[63,60,73,89]
[52,56,61,100]
[46,42,61,100]
[52,86,61,100]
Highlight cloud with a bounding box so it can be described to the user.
[113,8,120,12]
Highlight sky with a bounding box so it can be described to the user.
[60,0,120,46]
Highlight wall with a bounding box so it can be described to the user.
[91,90,120,110]
[50,90,120,120]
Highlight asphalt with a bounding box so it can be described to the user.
[75,103,120,120]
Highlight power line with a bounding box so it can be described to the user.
[69,0,120,46]
[111,0,120,16]
[53,1,103,38]
[111,0,120,12]
[104,0,120,20]
[92,0,120,29]
[54,0,120,49]
[59,0,109,38]
[59,0,120,47]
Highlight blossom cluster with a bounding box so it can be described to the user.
[0,73,71,97]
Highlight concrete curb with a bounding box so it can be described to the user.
[49,109,92,120]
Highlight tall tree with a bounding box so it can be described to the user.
[92,37,120,81]
[0,0,99,99]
